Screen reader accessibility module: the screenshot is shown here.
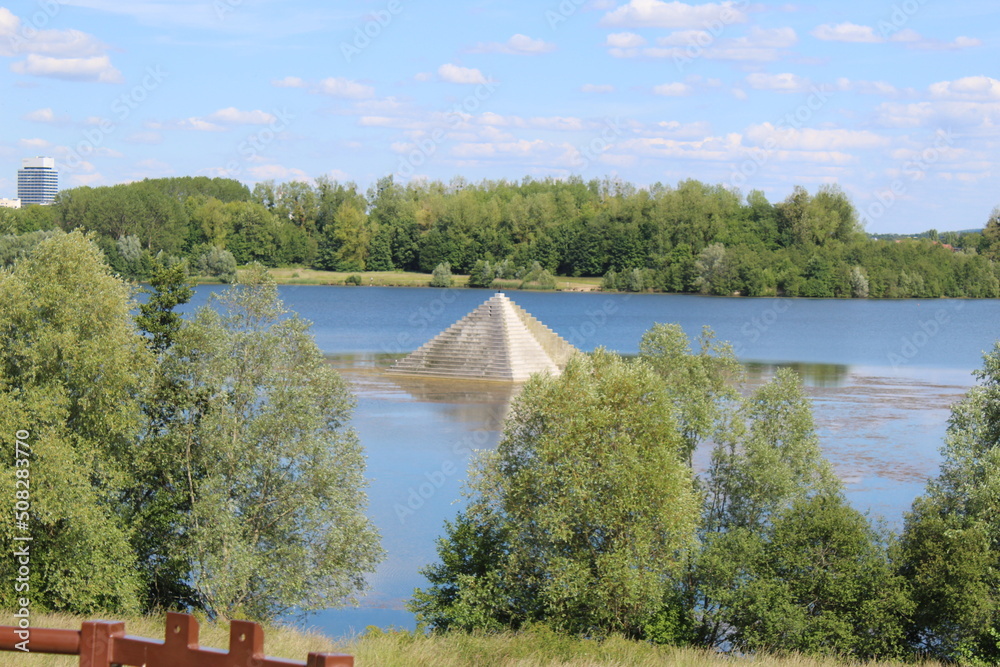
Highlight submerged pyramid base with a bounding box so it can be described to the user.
[387,292,578,382]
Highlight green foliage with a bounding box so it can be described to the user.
[136,259,194,353]
[898,343,1000,663]
[638,324,740,463]
[15,175,990,296]
[723,493,911,660]
[194,246,237,283]
[0,233,382,622]
[468,260,495,288]
[411,350,699,638]
[139,265,383,620]
[345,274,363,286]
[518,261,556,290]
[0,231,149,613]
[691,368,910,659]
[431,262,454,288]
[0,229,61,268]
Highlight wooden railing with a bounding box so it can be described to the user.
[0,612,354,666]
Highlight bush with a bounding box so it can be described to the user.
[195,246,238,283]
[430,262,453,288]
[345,274,362,286]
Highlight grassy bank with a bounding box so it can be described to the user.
[246,268,602,292]
[0,613,937,667]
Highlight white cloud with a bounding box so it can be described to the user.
[745,123,891,150]
[601,0,749,29]
[653,82,692,96]
[206,107,278,125]
[134,158,173,175]
[452,139,553,159]
[745,72,810,93]
[272,76,306,88]
[812,22,980,51]
[23,108,61,123]
[606,32,647,48]
[0,7,108,58]
[877,100,1000,129]
[125,131,163,144]
[10,54,122,83]
[173,118,227,132]
[414,72,433,82]
[317,77,375,99]
[812,22,880,43]
[470,34,555,55]
[438,63,491,85]
[636,26,796,62]
[929,76,1000,101]
[248,164,310,181]
[836,78,901,96]
[18,138,51,150]
[582,84,616,93]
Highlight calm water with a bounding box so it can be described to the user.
[183,286,1000,637]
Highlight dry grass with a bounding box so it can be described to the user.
[209,268,607,291]
[0,614,941,667]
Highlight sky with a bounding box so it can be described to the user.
[1,0,998,234]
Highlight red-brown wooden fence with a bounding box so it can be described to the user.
[0,611,354,666]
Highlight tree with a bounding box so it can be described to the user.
[899,343,1000,663]
[430,262,453,287]
[638,323,740,464]
[693,243,730,295]
[691,369,911,659]
[136,259,194,353]
[0,231,150,613]
[142,265,383,620]
[411,350,699,637]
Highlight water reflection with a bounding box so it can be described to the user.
[744,360,850,387]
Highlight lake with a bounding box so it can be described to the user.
[183,286,1000,637]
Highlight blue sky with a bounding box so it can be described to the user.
[1,0,997,234]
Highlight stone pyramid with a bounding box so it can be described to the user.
[387,292,578,382]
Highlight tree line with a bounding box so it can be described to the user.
[0,232,382,620]
[1,174,999,297]
[412,325,1000,664]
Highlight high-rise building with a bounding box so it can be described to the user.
[17,157,58,205]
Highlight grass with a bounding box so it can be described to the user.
[225,268,604,292]
[0,613,940,667]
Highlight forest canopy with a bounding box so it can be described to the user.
[2,174,998,298]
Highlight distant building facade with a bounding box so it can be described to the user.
[17,157,58,205]
[0,198,21,209]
